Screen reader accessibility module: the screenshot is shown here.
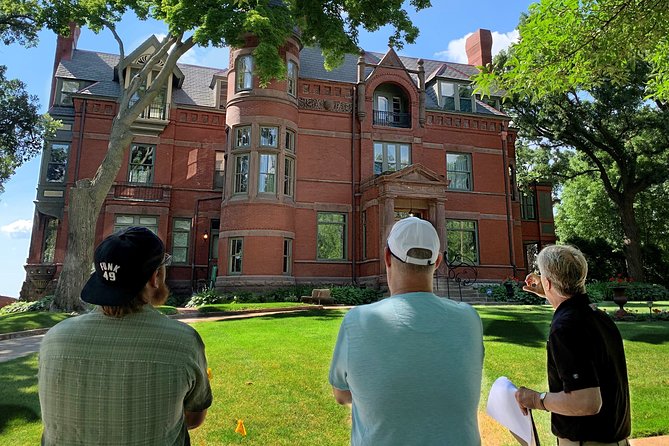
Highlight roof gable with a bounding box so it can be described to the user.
[115,35,185,88]
[377,47,406,69]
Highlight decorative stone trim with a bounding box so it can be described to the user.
[298,97,352,113]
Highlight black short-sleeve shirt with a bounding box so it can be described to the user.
[547,294,631,442]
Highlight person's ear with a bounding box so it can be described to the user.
[433,252,443,269]
[384,247,393,268]
[148,268,161,289]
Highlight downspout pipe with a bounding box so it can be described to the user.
[500,124,517,277]
[351,86,357,285]
[74,99,87,181]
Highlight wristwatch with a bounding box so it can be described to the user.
[539,392,548,411]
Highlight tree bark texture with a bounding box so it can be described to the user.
[617,195,646,282]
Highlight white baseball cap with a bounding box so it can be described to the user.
[387,217,440,265]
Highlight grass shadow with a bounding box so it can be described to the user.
[0,354,41,434]
[618,322,669,345]
[209,309,347,323]
[482,317,547,348]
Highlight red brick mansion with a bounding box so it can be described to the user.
[21,27,556,299]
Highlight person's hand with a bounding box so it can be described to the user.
[522,273,545,296]
[515,386,539,416]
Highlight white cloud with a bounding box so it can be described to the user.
[434,30,520,64]
[0,219,33,239]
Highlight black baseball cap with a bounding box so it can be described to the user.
[81,226,165,306]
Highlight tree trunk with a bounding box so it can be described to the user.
[51,182,98,312]
[617,195,645,282]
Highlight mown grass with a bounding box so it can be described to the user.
[0,312,71,335]
[0,305,667,445]
[197,302,314,313]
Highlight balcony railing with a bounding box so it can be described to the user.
[139,103,167,120]
[113,182,166,201]
[373,110,411,128]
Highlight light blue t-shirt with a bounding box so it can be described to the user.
[329,292,484,446]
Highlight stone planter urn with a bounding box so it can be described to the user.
[612,286,628,311]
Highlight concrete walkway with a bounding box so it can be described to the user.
[0,333,45,363]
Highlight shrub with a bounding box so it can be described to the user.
[330,286,382,306]
[586,280,669,302]
[165,294,190,307]
[185,287,226,308]
[479,280,546,305]
[0,296,54,315]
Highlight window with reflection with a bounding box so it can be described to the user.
[128,144,155,184]
[46,143,69,183]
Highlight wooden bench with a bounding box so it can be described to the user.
[301,288,334,305]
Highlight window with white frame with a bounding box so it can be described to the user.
[214,152,225,190]
[234,154,249,194]
[128,144,155,184]
[58,80,83,106]
[439,81,476,113]
[171,218,191,264]
[236,55,253,91]
[446,219,479,263]
[521,191,537,220]
[218,79,227,109]
[46,143,69,183]
[374,142,411,175]
[229,238,243,273]
[287,60,298,97]
[114,215,158,234]
[283,238,292,274]
[260,126,278,148]
[234,126,251,148]
[258,153,277,193]
[446,153,472,190]
[317,212,346,260]
[127,68,167,119]
[284,157,295,197]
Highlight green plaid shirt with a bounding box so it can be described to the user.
[39,305,213,445]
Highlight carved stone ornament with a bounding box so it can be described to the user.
[298,97,352,113]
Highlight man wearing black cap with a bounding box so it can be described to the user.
[329,217,484,445]
[38,227,213,445]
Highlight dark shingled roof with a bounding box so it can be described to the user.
[53,44,504,116]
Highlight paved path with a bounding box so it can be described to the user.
[0,334,45,363]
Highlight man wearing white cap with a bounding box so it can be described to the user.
[329,217,484,446]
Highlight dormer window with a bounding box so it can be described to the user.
[439,81,476,113]
[56,79,91,106]
[126,67,168,120]
[287,60,298,97]
[217,79,227,109]
[236,55,253,92]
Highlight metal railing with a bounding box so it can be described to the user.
[373,110,411,128]
[113,182,165,201]
[434,254,479,301]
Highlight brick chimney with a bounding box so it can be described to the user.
[50,22,81,107]
[465,29,493,66]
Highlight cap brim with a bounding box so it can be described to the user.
[80,272,144,306]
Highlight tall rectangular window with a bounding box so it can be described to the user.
[42,217,59,263]
[229,238,243,274]
[285,129,295,152]
[440,82,456,110]
[458,84,473,112]
[128,144,155,184]
[374,142,411,175]
[260,126,278,147]
[317,212,346,260]
[284,157,295,197]
[258,154,277,193]
[171,218,191,264]
[283,238,292,274]
[521,191,537,220]
[234,154,249,194]
[235,126,251,148]
[214,152,225,189]
[236,55,253,92]
[114,215,158,234]
[287,61,298,97]
[218,79,227,109]
[446,153,472,190]
[446,220,479,263]
[46,143,69,183]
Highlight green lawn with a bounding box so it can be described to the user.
[197,302,314,313]
[0,305,667,445]
[0,312,71,335]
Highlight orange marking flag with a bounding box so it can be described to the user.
[235,419,247,437]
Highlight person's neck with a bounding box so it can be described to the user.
[390,284,433,296]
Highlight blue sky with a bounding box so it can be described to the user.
[0,0,534,298]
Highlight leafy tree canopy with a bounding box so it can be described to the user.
[52,0,431,85]
[475,0,669,104]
